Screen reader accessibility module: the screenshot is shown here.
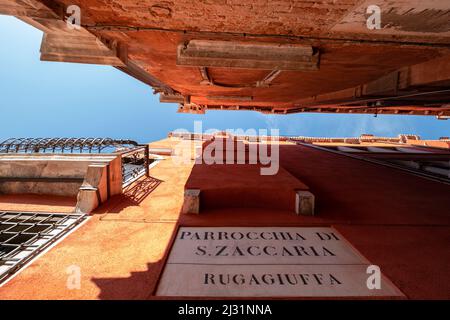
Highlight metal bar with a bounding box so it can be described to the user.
[145,145,150,178]
[106,163,111,200]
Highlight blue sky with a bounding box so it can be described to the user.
[0,16,448,143]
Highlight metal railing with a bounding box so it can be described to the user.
[121,146,151,187]
[0,137,139,154]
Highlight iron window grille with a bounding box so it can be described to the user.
[0,211,87,285]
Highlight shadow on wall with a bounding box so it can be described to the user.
[92,176,163,215]
[123,176,163,204]
[278,144,450,224]
[91,260,164,300]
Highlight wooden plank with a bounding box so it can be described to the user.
[159,93,184,103]
[40,33,126,66]
[177,40,319,71]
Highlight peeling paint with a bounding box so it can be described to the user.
[383,9,450,33]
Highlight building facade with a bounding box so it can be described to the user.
[1,0,449,300]
[1,0,450,116]
[0,133,449,299]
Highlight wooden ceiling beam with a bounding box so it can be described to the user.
[177,40,320,71]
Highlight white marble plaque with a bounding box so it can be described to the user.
[156,227,404,297]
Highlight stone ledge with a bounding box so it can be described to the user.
[182,189,201,214]
[295,190,315,216]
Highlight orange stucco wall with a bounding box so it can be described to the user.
[0,138,448,299]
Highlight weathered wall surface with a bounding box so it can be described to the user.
[2,139,448,299]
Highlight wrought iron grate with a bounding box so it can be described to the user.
[0,211,87,285]
[0,138,139,154]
